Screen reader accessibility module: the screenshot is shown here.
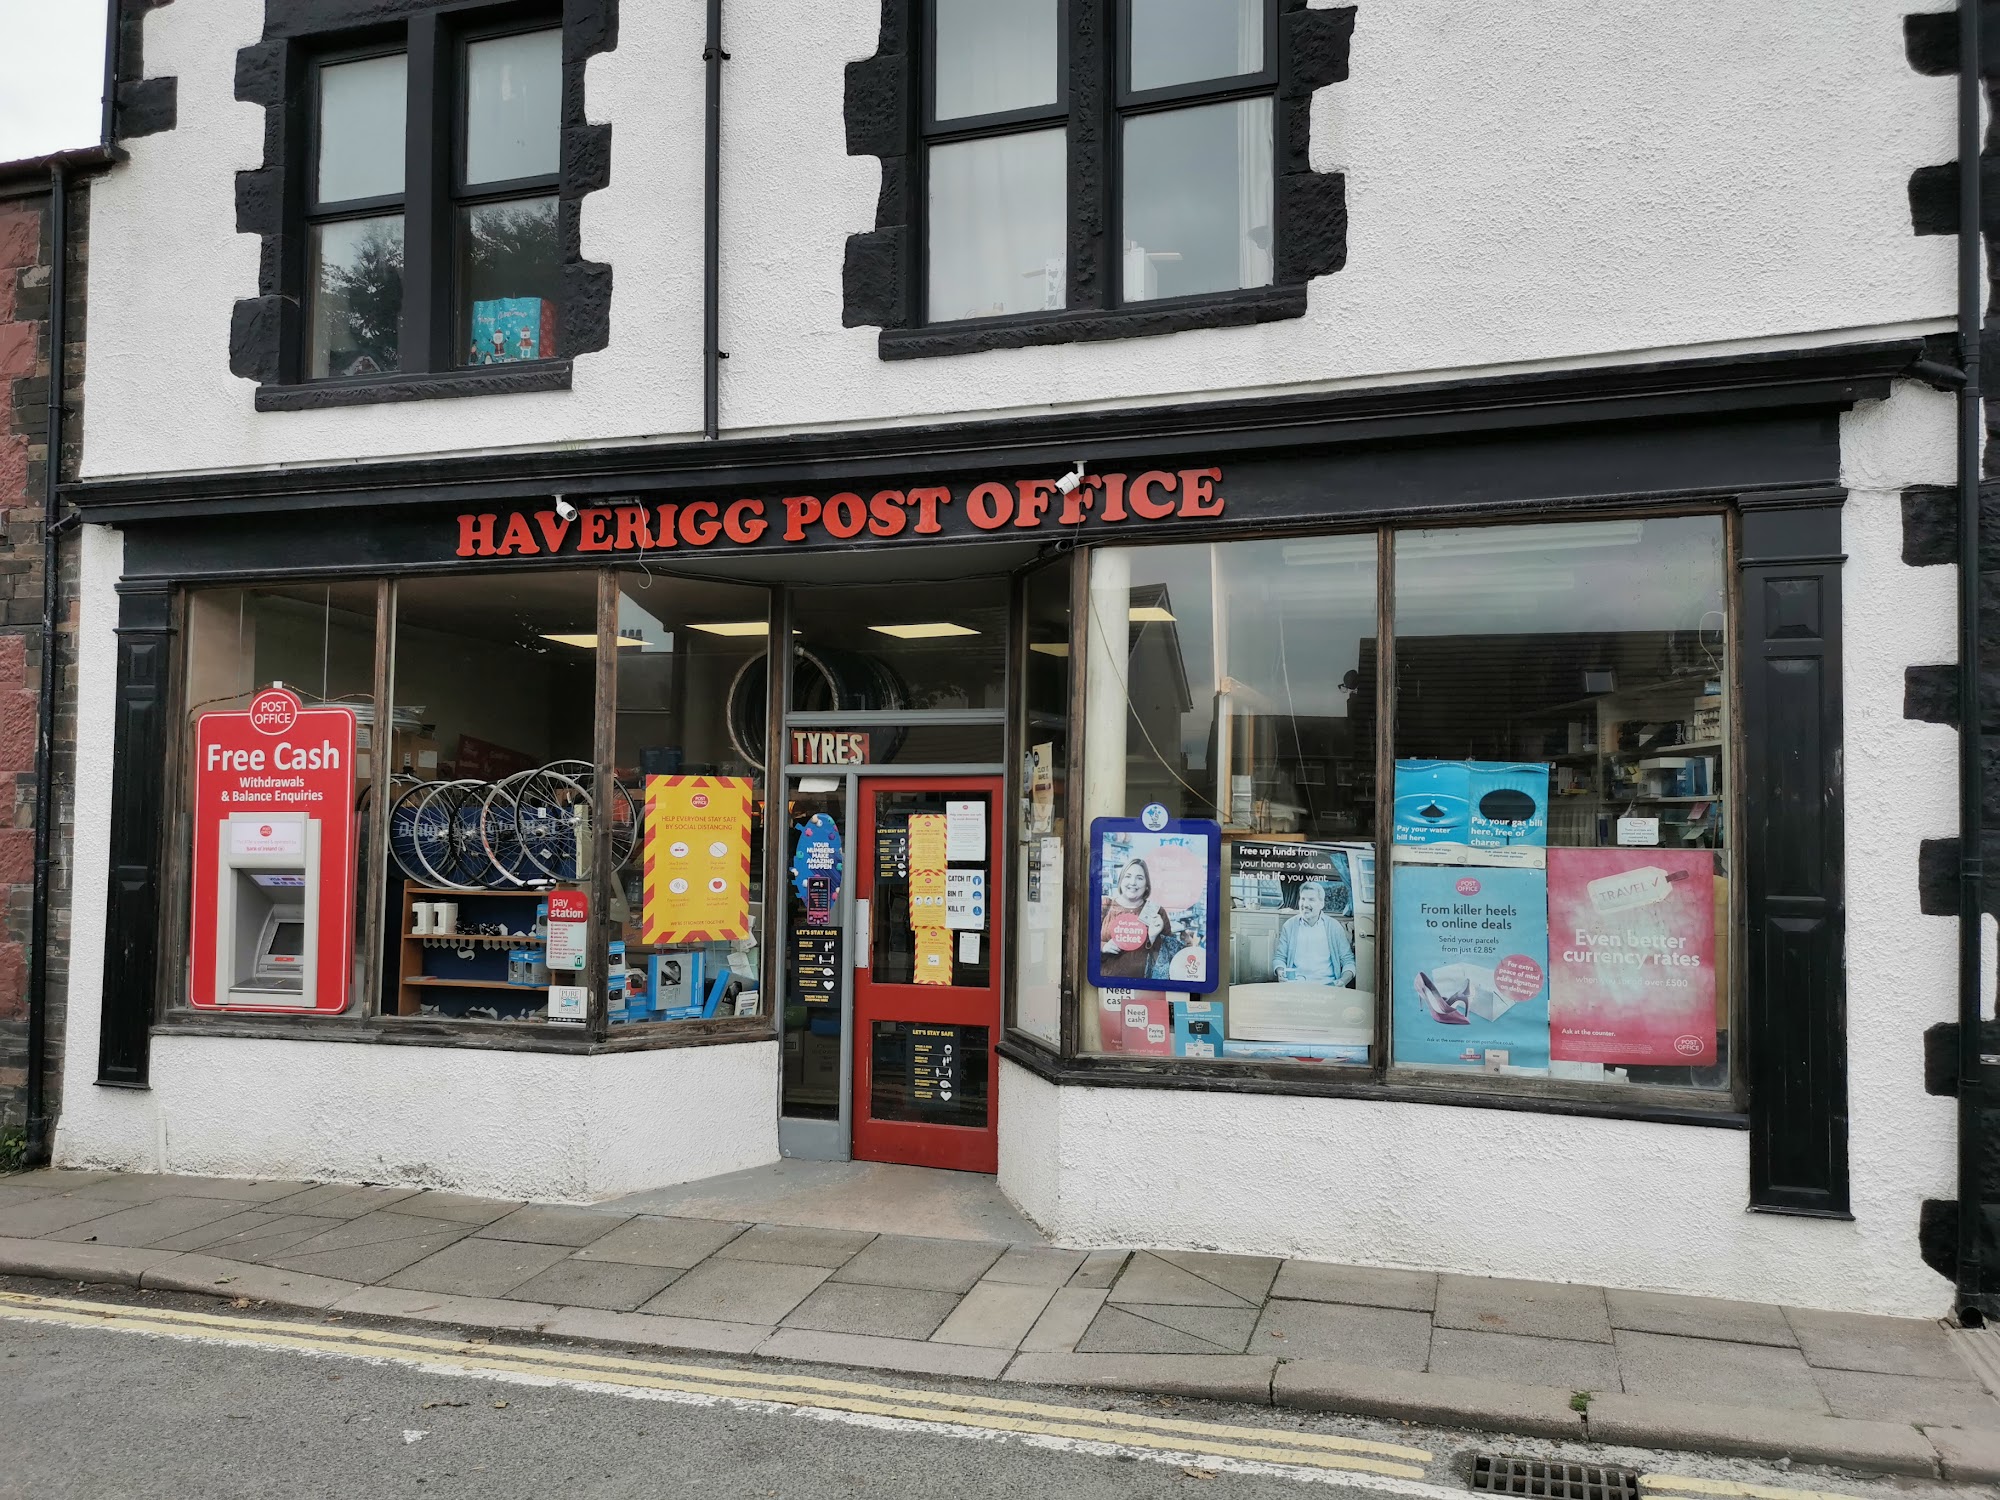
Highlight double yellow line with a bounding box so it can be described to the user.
[0,1290,1433,1480]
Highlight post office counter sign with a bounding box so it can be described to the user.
[190,687,357,1012]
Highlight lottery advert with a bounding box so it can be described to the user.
[1390,864,1551,1071]
[1547,848,1717,1066]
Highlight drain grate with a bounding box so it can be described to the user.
[1469,1456,1642,1500]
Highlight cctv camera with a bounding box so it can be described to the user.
[553,495,578,521]
[1054,461,1087,496]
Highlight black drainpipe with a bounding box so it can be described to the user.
[1956,0,1990,1326]
[23,162,69,1166]
[702,0,726,440]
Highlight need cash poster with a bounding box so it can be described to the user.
[1547,849,1716,1066]
[1390,864,1550,1071]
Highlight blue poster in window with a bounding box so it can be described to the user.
[790,813,843,927]
[1390,863,1551,1072]
[1393,760,1549,866]
[1089,817,1221,994]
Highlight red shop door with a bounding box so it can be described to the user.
[852,776,1002,1173]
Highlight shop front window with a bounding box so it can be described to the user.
[178,583,382,1014]
[1013,560,1071,1047]
[1078,537,1379,1063]
[613,575,771,1027]
[383,572,601,1025]
[1390,518,1731,1093]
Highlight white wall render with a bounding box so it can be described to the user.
[81,0,1956,480]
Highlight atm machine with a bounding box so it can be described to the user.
[214,810,321,1008]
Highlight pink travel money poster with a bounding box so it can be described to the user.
[1547,849,1716,1066]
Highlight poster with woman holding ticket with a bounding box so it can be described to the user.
[1547,849,1716,1065]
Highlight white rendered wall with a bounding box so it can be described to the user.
[81,0,1956,480]
[1001,381,1966,1321]
[56,526,781,1200]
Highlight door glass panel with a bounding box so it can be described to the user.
[869,789,992,986]
[781,779,846,1120]
[870,1022,990,1127]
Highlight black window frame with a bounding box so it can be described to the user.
[295,4,565,388]
[449,17,566,367]
[917,0,1073,326]
[1110,0,1281,311]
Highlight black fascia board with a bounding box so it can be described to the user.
[66,338,1917,525]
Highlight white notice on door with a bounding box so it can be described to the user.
[944,868,987,930]
[959,931,980,965]
[945,800,985,860]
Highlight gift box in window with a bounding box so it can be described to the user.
[469,297,557,364]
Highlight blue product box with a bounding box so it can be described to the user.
[469,297,555,365]
[1172,998,1225,1058]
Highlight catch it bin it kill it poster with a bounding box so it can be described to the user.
[1390,865,1550,1071]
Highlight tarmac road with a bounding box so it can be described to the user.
[0,1296,1440,1500]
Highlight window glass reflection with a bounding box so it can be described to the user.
[464,29,562,185]
[1129,0,1263,92]
[1122,99,1271,301]
[929,128,1067,322]
[317,54,406,204]
[458,195,560,365]
[934,0,1059,120]
[308,215,404,378]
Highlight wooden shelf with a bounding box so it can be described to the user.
[1609,739,1722,759]
[404,976,547,991]
[402,885,562,897]
[1621,796,1717,805]
[406,932,543,944]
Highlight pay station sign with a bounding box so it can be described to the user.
[189,687,356,1012]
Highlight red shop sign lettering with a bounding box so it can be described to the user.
[453,468,1228,559]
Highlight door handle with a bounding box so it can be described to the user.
[854,899,869,967]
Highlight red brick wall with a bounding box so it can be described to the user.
[0,183,84,1139]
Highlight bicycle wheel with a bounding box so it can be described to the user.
[479,770,540,887]
[514,765,592,884]
[387,778,436,885]
[410,780,493,890]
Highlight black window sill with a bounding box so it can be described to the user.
[879,284,1307,361]
[253,360,574,412]
[154,1010,773,1055]
[996,1036,1750,1130]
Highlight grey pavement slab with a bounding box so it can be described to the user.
[1274,1360,1584,1440]
[0,1235,183,1286]
[1785,1306,1968,1379]
[1427,1326,1620,1390]
[378,1192,523,1226]
[266,1214,473,1283]
[42,1196,257,1248]
[1605,1288,1798,1347]
[140,1254,360,1310]
[1927,1424,2000,1483]
[265,1184,424,1217]
[332,1285,561,1333]
[1020,1287,1107,1354]
[572,1215,747,1269]
[709,1223,876,1269]
[504,1258,684,1311]
[1076,1303,1247,1355]
[473,1204,629,1248]
[1150,1251,1281,1305]
[780,1281,960,1340]
[759,1328,1012,1380]
[1003,1351,1278,1404]
[1253,1298,1432,1370]
[0,1193,140,1239]
[1107,1250,1258,1308]
[1614,1328,1828,1413]
[641,1258,830,1325]
[1270,1261,1436,1312]
[930,1282,1058,1349]
[150,1209,325,1255]
[1434,1274,1613,1343]
[979,1245,1087,1288]
[1813,1366,2000,1427]
[829,1234,1004,1293]
[384,1236,575,1298]
[1108,1302,1257,1352]
[0,1180,63,1208]
[1069,1250,1129,1289]
[542,1305,771,1355]
[1584,1392,1941,1476]
[58,1174,306,1206]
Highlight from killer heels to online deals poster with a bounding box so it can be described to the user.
[1389,761,1716,1074]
